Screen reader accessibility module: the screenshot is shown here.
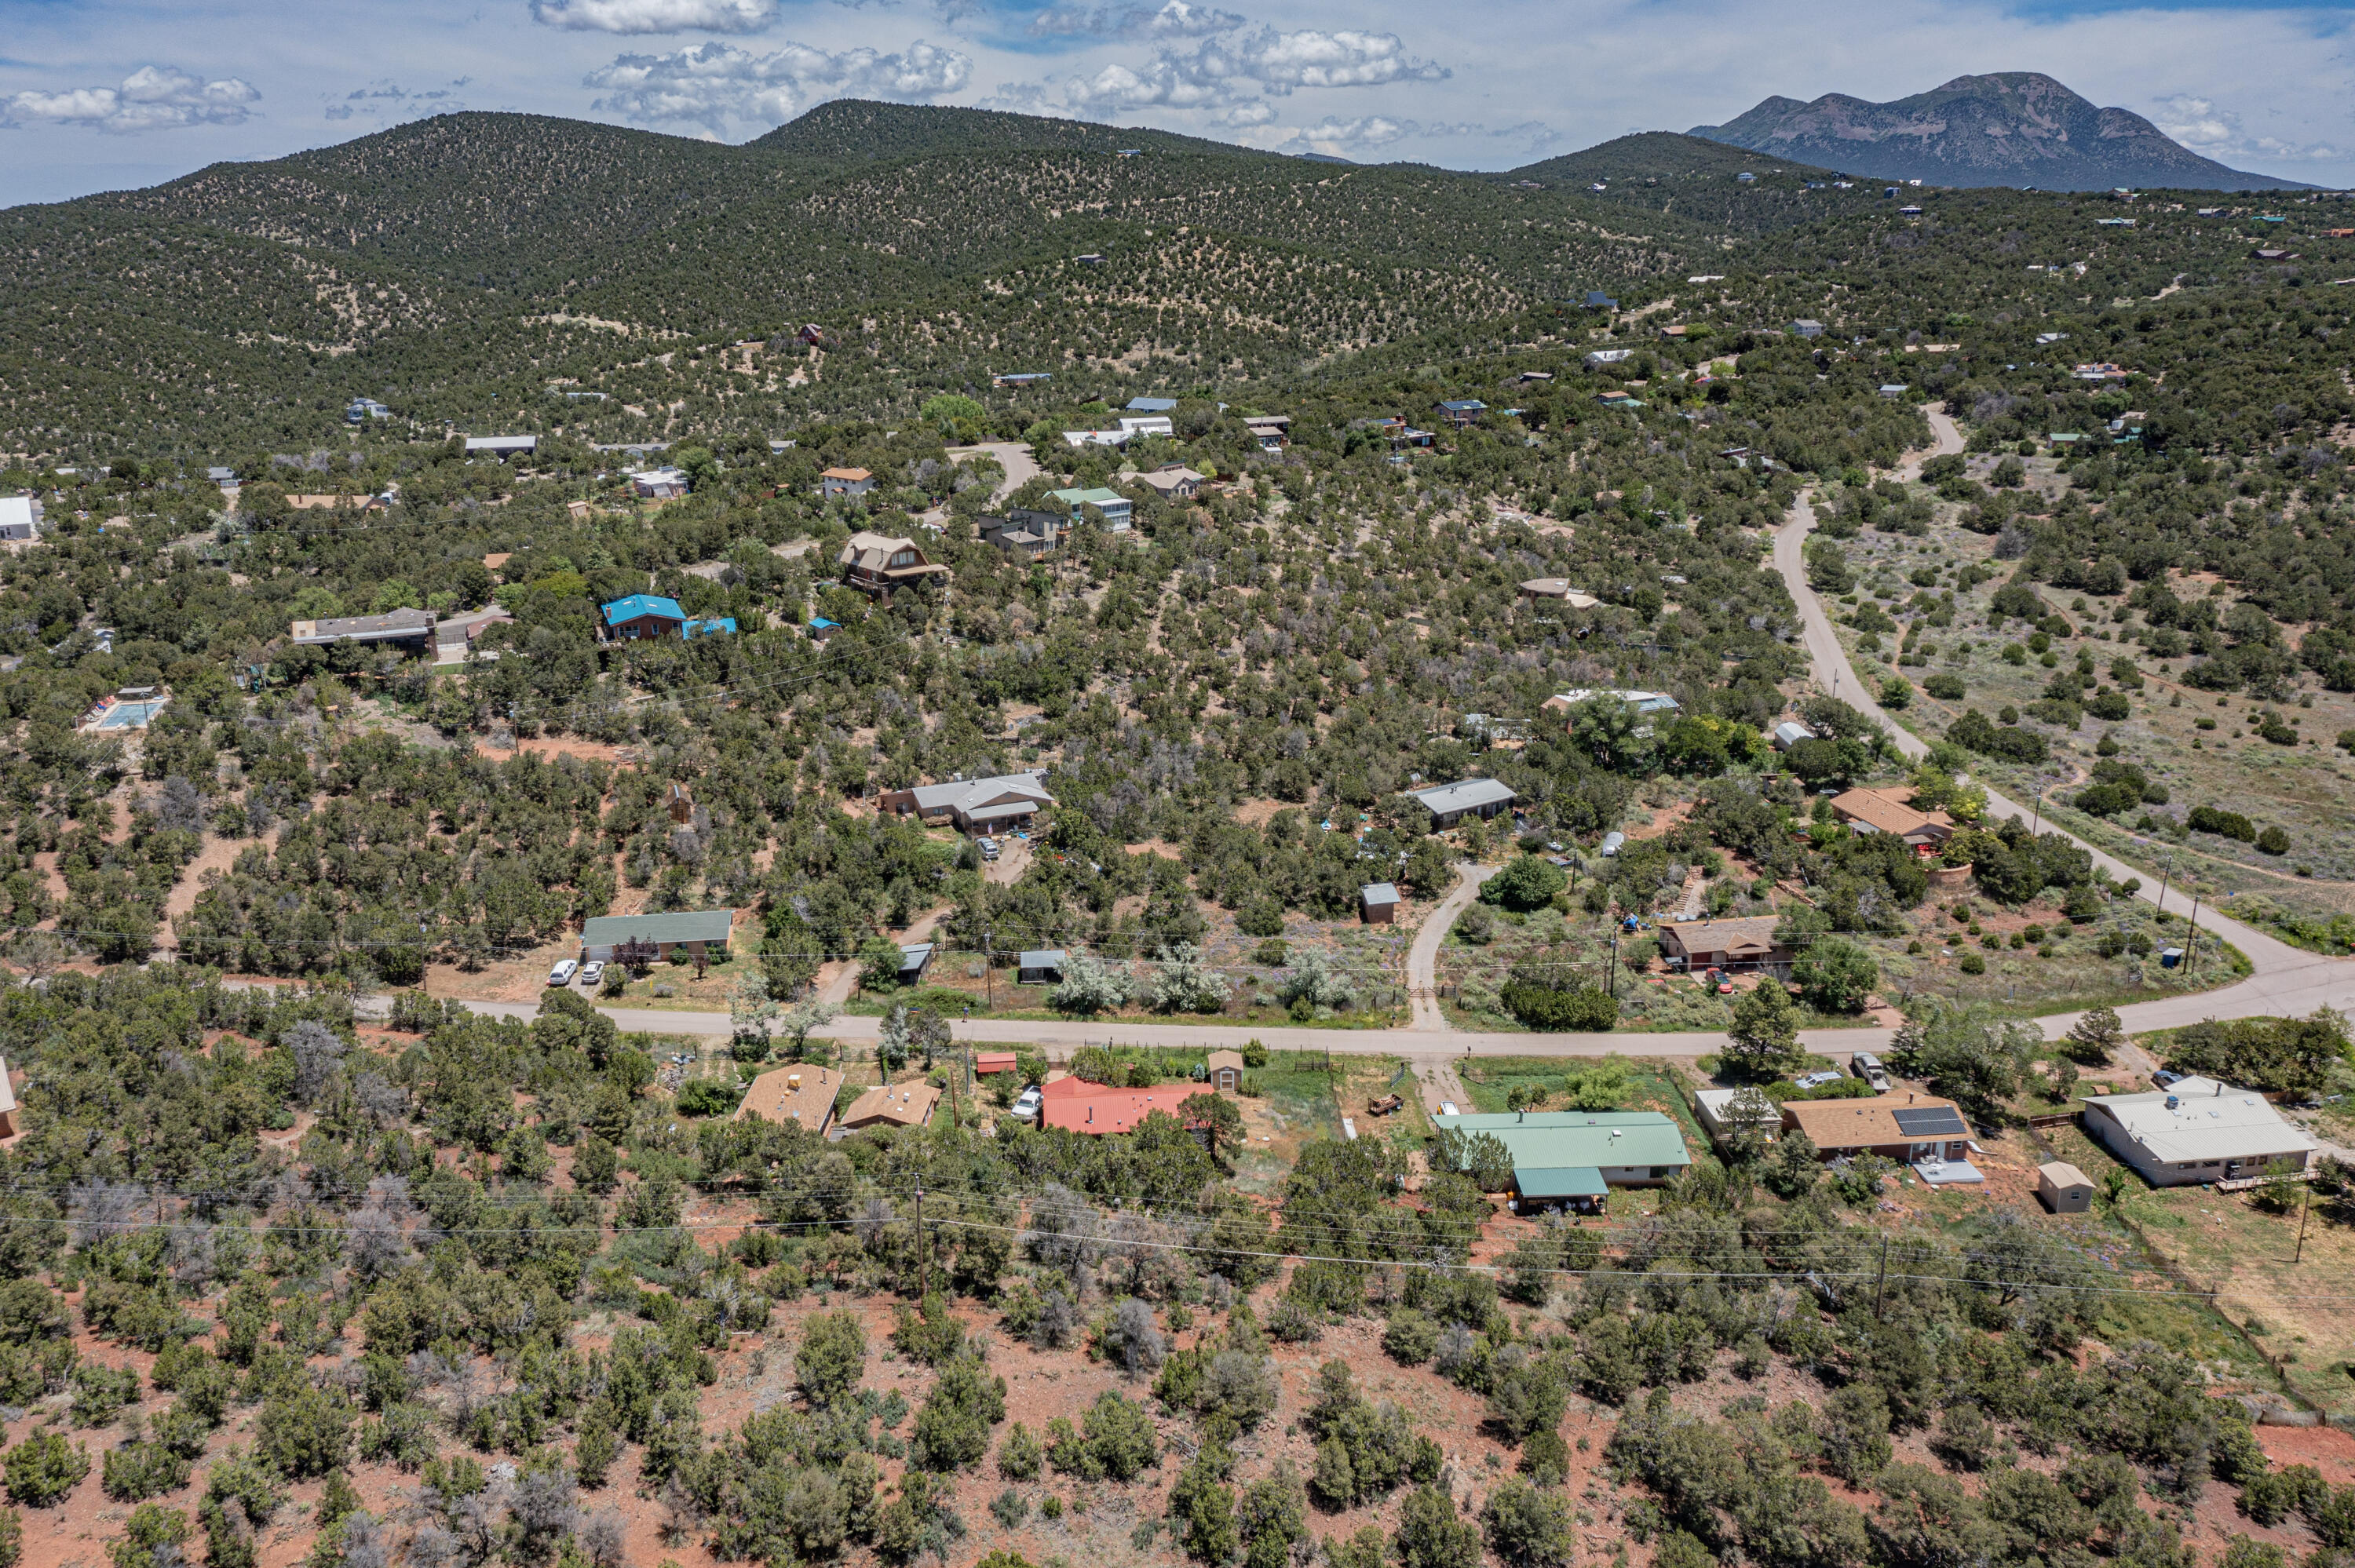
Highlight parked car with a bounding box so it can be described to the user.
[2152,1069,2185,1088]
[1849,1052,1891,1092]
[1791,1070,1843,1091]
[578,961,606,989]
[1437,1100,1460,1117]
[978,837,1000,862]
[546,959,579,987]
[1009,1085,1043,1121]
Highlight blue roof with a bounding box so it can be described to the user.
[603,594,686,625]
[685,616,736,638]
[1126,397,1178,412]
[809,616,841,630]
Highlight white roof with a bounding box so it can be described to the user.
[0,497,31,533]
[1550,688,1681,715]
[908,772,1054,816]
[1409,778,1517,813]
[2084,1078,2318,1165]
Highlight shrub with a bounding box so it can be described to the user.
[1791,937,1878,1013]
[100,1442,190,1503]
[254,1385,352,1479]
[2188,804,2257,842]
[910,1355,1005,1471]
[1959,951,1987,975]
[996,1423,1042,1481]
[1384,1309,1440,1366]
[3,1431,88,1507]
[1396,1485,1483,1568]
[1482,855,1567,913]
[107,1502,189,1568]
[2257,826,2291,855]
[1923,673,1966,701]
[796,1311,866,1406]
[1499,983,1616,1031]
[674,1078,739,1117]
[1481,1478,1574,1568]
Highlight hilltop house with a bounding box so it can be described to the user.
[1583,349,1637,369]
[346,397,391,423]
[838,532,953,596]
[1543,689,1681,724]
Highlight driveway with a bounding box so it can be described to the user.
[948,441,1040,505]
[1406,862,1497,1030]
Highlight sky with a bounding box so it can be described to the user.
[1,0,2351,208]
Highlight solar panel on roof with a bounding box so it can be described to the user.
[1892,1107,1968,1138]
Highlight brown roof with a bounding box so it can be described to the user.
[1780,1094,1968,1150]
[1656,915,1786,957]
[823,467,873,482]
[735,1064,842,1132]
[839,1080,940,1130]
[1207,1049,1245,1072]
[1829,787,1944,838]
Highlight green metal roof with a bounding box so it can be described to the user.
[1514,1165,1607,1198]
[581,910,735,946]
[1433,1110,1690,1171]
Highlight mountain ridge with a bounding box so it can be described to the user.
[1689,72,2313,191]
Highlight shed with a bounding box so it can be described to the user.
[1360,883,1400,924]
[580,909,734,963]
[0,497,35,542]
[897,943,936,986]
[2036,1161,2094,1213]
[1019,950,1067,985]
[1207,1049,1246,1093]
[1772,720,1816,750]
[973,1051,1020,1076]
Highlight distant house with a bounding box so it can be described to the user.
[1050,487,1133,532]
[820,467,876,498]
[464,436,538,458]
[881,771,1056,833]
[736,1065,842,1136]
[206,467,238,485]
[1782,1094,1973,1165]
[632,468,688,500]
[838,1081,940,1134]
[1242,415,1291,450]
[1692,1088,1779,1150]
[579,908,734,963]
[1075,253,1107,266]
[1878,384,1910,399]
[2036,332,2068,345]
[797,323,827,345]
[1134,466,1204,501]
[1897,203,1922,216]
[2079,1077,2317,1187]
[1789,319,1824,339]
[1018,950,1066,985]
[601,594,689,640]
[992,372,1053,387]
[435,607,513,655]
[2071,363,2130,381]
[1207,1049,1245,1092]
[980,509,1063,558]
[1519,579,1601,608]
[1118,415,1174,439]
[1771,720,1815,749]
[1435,399,1488,428]
[1126,396,1178,413]
[1583,348,1637,369]
[838,531,953,596]
[1517,370,1555,383]
[1736,171,1758,184]
[1360,883,1400,924]
[1829,787,1954,854]
[346,397,391,423]
[290,607,437,649]
[1655,915,1791,973]
[1062,428,1132,449]
[0,498,35,542]
[1544,688,1680,722]
[1408,777,1517,830]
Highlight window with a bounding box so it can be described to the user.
[892,551,915,566]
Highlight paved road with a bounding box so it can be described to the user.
[1406,862,1497,1030]
[1769,404,2349,1042]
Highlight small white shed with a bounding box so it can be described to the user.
[2036,1161,2094,1214]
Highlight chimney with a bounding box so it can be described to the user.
[789,1074,801,1092]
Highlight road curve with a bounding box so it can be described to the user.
[1407,863,1499,1029]
[1770,406,2349,1041]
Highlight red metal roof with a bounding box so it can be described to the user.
[1039,1081,1199,1135]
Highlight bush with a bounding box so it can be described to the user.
[1791,937,1878,1013]
[796,1311,867,1406]
[3,1431,88,1507]
[1481,1478,1574,1568]
[254,1385,352,1479]
[674,1078,739,1117]
[910,1355,1006,1471]
[1397,1486,1483,1568]
[2189,804,2258,842]
[997,1423,1042,1480]
[1923,673,1966,701]
[1499,983,1616,1031]
[1483,855,1568,913]
[2258,826,2291,855]
[1958,951,1987,975]
[100,1442,190,1503]
[1383,1309,1440,1366]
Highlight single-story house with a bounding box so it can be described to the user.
[1061,428,1132,449]
[1050,487,1134,532]
[601,594,689,640]
[579,909,735,963]
[2037,1161,2093,1213]
[631,468,688,500]
[1118,415,1174,439]
[1018,950,1066,985]
[897,943,936,986]
[820,467,876,498]
[1772,720,1816,750]
[346,397,392,422]
[1879,385,1911,400]
[1780,1094,1972,1164]
[1829,787,1955,854]
[1360,883,1400,924]
[290,607,438,648]
[839,532,954,596]
[1581,291,1618,310]
[1126,397,1178,413]
[735,1065,841,1136]
[1544,689,1681,723]
[992,371,1053,387]
[1134,466,1204,501]
[2079,1077,2317,1187]
[1242,415,1291,450]
[1435,399,1488,428]
[1430,1110,1692,1212]
[1039,1075,1199,1135]
[881,771,1056,832]
[1692,1088,1779,1148]
[1583,348,1637,369]
[838,1081,940,1135]
[1656,916,1792,973]
[0,498,38,542]
[1790,320,1824,339]
[1207,1049,1245,1092]
[974,1051,1020,1076]
[287,494,384,512]
[1519,579,1601,609]
[1518,370,1555,384]
[1408,777,1517,830]
[809,616,842,642]
[464,436,538,458]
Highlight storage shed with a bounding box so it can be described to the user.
[1360,883,1400,924]
[2036,1161,2094,1214]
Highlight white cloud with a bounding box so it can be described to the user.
[1208,27,1447,94]
[587,38,971,129]
[1219,99,1274,127]
[4,65,260,133]
[532,0,778,33]
[1028,0,1243,41]
[2149,92,2342,164]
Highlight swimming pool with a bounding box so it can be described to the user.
[92,700,166,729]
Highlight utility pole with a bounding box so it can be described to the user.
[2183,888,2202,979]
[2154,852,2173,919]
[1608,921,1620,999]
[2295,1182,2313,1264]
[914,1177,927,1298]
[1873,1235,1890,1322]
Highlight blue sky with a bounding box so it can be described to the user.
[1,0,2350,206]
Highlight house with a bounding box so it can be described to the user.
[1879,384,1910,399]
[991,372,1053,387]
[207,467,238,485]
[1780,1093,1973,1165]
[1544,689,1681,724]
[897,943,936,986]
[1039,1075,1198,1135]
[1360,883,1400,924]
[1518,370,1556,383]
[1075,253,1107,266]
[1017,950,1066,985]
[808,616,843,642]
[579,909,734,964]
[1736,171,1758,184]
[1207,1049,1245,1092]
[1790,320,1824,339]
[974,1052,1020,1076]
[290,608,438,649]
[434,608,513,655]
[1118,415,1174,439]
[1828,787,1955,854]
[1050,487,1133,532]
[1408,777,1517,830]
[979,510,1062,558]
[1126,397,1178,413]
[1242,415,1291,450]
[1580,291,1618,310]
[1519,580,1601,609]
[820,467,876,498]
[464,436,538,458]
[735,1065,842,1137]
[837,1081,940,1135]
[1062,428,1133,449]
[632,468,688,500]
[1435,399,1488,428]
[1583,348,1637,370]
[1771,720,1815,750]
[2079,1077,2318,1187]
[601,594,690,640]
[1692,1088,1778,1149]
[2071,363,2130,381]
[1898,203,1923,216]
[1597,391,1644,409]
[346,397,391,423]
[1430,1110,1692,1212]
[0,498,35,542]
[1655,916,1793,973]
[838,532,954,596]
[287,494,382,511]
[1134,466,1204,501]
[2036,1161,2093,1213]
[881,771,1056,833]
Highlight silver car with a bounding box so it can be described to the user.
[1849,1052,1892,1092]
[546,959,579,987]
[578,961,606,989]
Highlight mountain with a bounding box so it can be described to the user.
[1689,73,2312,191]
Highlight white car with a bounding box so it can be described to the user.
[978,837,1000,862]
[1849,1052,1892,1092]
[1791,1070,1843,1091]
[578,961,606,989]
[546,960,579,987]
[1438,1101,1460,1117]
[1009,1085,1043,1121]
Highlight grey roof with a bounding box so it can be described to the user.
[1020,950,1067,968]
[465,435,539,454]
[291,607,437,645]
[1409,777,1517,815]
[2083,1077,2318,1165]
[1126,397,1179,412]
[1361,883,1400,905]
[1433,1110,1690,1170]
[907,772,1054,817]
[898,943,936,974]
[581,910,734,946]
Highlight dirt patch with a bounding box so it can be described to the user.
[471,735,630,765]
[160,833,259,944]
[1234,797,1298,828]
